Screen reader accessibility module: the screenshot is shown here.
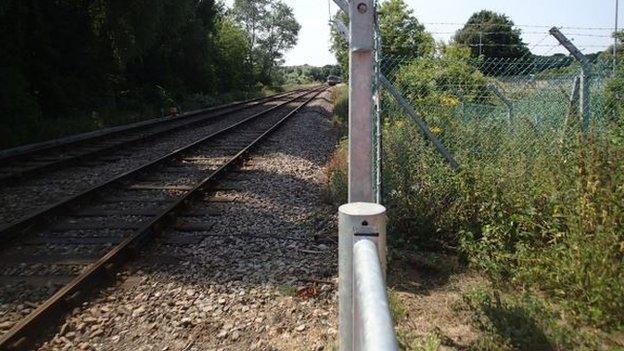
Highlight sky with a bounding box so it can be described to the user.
[223,0,622,66]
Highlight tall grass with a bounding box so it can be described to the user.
[385,110,624,329]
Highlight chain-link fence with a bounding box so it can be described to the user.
[380,53,622,169]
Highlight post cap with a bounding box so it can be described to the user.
[339,202,386,216]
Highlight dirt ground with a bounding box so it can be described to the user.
[388,250,488,350]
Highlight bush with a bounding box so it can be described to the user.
[604,62,624,124]
[381,101,624,328]
[393,45,490,124]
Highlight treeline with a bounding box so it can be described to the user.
[0,0,299,148]
[279,64,342,85]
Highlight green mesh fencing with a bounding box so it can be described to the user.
[380,54,622,169]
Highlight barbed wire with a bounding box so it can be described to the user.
[466,43,609,48]
[428,31,614,38]
[422,22,616,31]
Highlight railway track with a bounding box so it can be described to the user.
[0,89,309,226]
[0,89,305,185]
[0,87,325,350]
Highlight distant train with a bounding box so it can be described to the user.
[326,75,342,86]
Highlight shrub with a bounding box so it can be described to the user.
[393,45,490,124]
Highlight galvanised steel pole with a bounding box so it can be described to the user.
[348,0,375,203]
[340,1,375,350]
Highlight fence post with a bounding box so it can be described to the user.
[487,84,513,123]
[566,76,581,129]
[450,87,466,120]
[348,0,375,203]
[380,75,460,170]
[549,27,591,131]
[332,0,349,13]
[340,1,375,350]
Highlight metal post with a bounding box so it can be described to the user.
[331,19,350,39]
[479,30,483,56]
[450,87,466,121]
[487,84,513,123]
[348,0,375,203]
[332,0,349,13]
[615,0,620,72]
[550,27,591,131]
[373,12,382,205]
[339,202,389,351]
[565,76,581,130]
[340,1,375,350]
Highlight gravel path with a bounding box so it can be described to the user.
[0,96,295,225]
[36,90,339,350]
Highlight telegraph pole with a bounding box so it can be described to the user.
[479,30,483,56]
[615,0,620,71]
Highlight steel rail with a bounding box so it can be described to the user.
[0,89,307,185]
[0,87,322,246]
[0,89,306,163]
[0,88,326,350]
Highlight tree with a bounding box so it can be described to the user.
[231,0,271,69]
[231,0,299,84]
[378,0,434,58]
[329,11,350,75]
[0,0,289,148]
[454,10,530,60]
[256,2,300,82]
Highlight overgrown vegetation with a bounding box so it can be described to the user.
[0,0,300,149]
[327,5,624,345]
[279,64,342,86]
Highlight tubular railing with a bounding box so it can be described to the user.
[353,239,397,351]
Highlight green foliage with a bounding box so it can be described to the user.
[331,85,349,133]
[379,92,624,329]
[604,62,624,125]
[327,59,624,338]
[378,0,435,58]
[392,45,490,123]
[0,0,299,148]
[279,64,342,86]
[454,10,530,60]
[325,86,349,206]
[329,11,350,75]
[231,0,300,84]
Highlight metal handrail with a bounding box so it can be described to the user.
[353,239,398,351]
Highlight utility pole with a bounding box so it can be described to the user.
[615,0,620,71]
[479,30,483,56]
